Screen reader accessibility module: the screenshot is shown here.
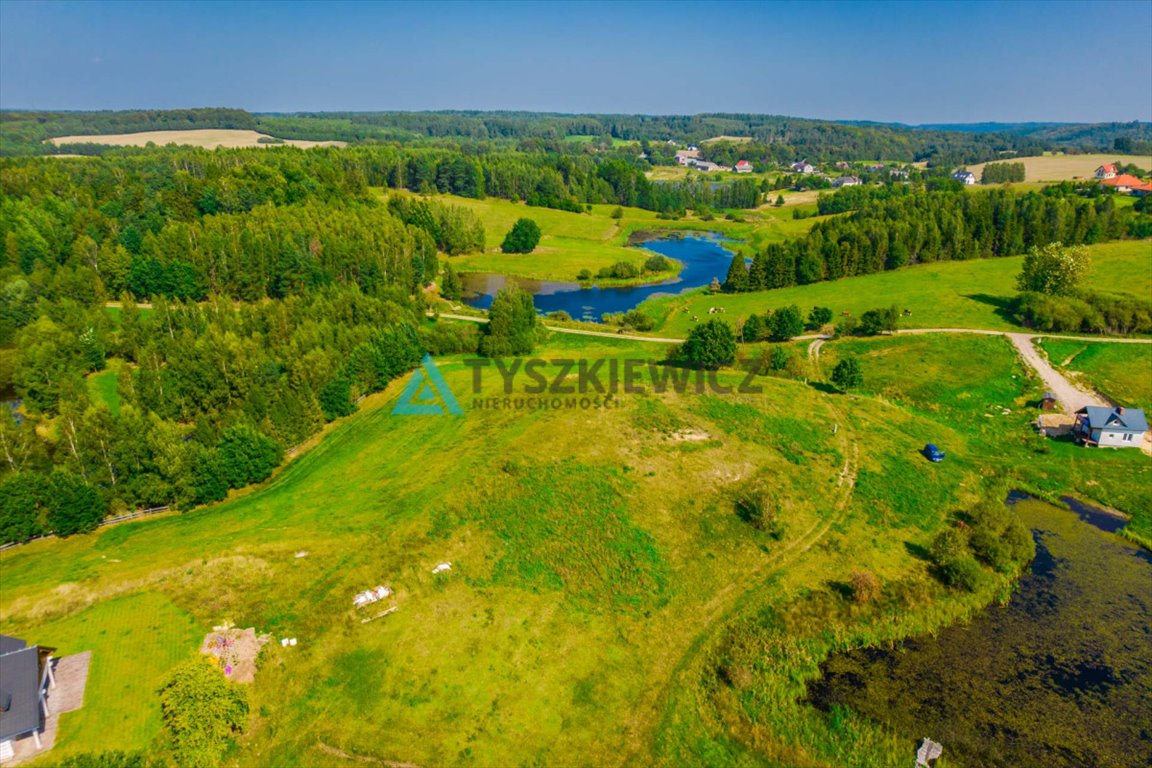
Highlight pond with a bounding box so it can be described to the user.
[460,232,736,322]
[806,494,1151,768]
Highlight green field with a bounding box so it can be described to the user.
[641,239,1152,336]
[86,361,122,414]
[1038,339,1152,408]
[401,193,820,284]
[4,327,1150,766]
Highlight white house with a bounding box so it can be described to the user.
[675,149,700,166]
[952,169,976,185]
[832,176,861,188]
[733,160,753,173]
[1095,163,1118,179]
[790,162,815,174]
[1074,406,1148,448]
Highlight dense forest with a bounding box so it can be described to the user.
[6,108,1150,164]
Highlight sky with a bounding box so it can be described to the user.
[1,0,1150,123]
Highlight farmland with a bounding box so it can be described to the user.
[639,239,1152,336]
[46,129,346,149]
[965,152,1152,181]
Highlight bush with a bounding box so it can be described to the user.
[768,305,804,341]
[217,425,284,489]
[831,357,863,391]
[680,319,736,370]
[479,283,537,357]
[643,254,673,273]
[610,206,624,219]
[597,261,641,280]
[500,218,541,254]
[546,310,571,322]
[857,305,899,335]
[807,306,833,329]
[966,501,1035,573]
[849,570,882,604]
[576,269,592,281]
[160,659,249,768]
[621,309,655,331]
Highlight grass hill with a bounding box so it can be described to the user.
[3,327,1149,766]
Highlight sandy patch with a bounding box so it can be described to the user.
[46,129,345,150]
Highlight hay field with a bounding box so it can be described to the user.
[46,129,346,150]
[966,153,1152,181]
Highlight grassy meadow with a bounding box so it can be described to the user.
[640,239,1152,337]
[407,193,820,284]
[1038,338,1152,409]
[3,326,1150,766]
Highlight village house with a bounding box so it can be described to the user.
[693,161,727,172]
[832,176,861,188]
[1073,406,1148,448]
[733,160,753,173]
[889,168,910,180]
[0,636,56,757]
[1094,163,1118,179]
[1132,180,1152,196]
[790,161,815,174]
[952,169,976,185]
[675,149,701,166]
[1101,173,1145,194]
[834,161,850,170]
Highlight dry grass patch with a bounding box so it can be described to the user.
[47,129,345,150]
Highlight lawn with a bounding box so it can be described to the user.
[1038,338,1152,408]
[640,239,1152,337]
[397,193,821,284]
[86,360,122,414]
[3,329,1149,766]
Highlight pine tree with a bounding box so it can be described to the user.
[723,254,749,293]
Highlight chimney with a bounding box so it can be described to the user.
[1118,407,1125,414]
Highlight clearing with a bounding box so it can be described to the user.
[46,129,346,150]
[1037,339,1152,408]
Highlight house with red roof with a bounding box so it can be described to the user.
[1101,174,1144,193]
[733,160,753,173]
[1095,163,1118,179]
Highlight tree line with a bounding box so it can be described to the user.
[723,185,1142,293]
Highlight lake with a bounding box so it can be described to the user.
[806,494,1152,768]
[460,232,736,321]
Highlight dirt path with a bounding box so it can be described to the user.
[1005,333,1110,415]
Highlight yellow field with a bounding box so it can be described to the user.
[46,129,345,150]
[966,153,1152,181]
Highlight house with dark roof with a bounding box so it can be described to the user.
[790,161,815,174]
[1074,406,1148,448]
[952,169,976,185]
[832,176,861,188]
[1095,163,1118,179]
[0,635,56,755]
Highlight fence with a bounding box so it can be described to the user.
[0,505,171,552]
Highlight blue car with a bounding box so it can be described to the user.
[923,443,945,462]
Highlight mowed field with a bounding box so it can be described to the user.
[641,239,1152,336]
[401,193,820,283]
[47,129,346,150]
[3,329,1150,766]
[1038,339,1152,409]
[966,153,1152,181]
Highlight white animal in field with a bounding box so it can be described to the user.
[432,562,452,574]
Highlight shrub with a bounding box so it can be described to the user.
[831,357,863,391]
[807,306,833,329]
[680,319,737,369]
[857,305,899,336]
[160,659,249,768]
[768,305,804,340]
[0,471,48,544]
[597,261,641,280]
[643,254,673,273]
[546,310,572,322]
[621,309,655,331]
[850,570,882,604]
[576,269,592,281]
[500,218,541,254]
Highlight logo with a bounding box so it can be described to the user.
[392,354,464,416]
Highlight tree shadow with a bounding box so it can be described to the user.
[962,293,1017,324]
[827,579,854,600]
[808,381,842,395]
[904,540,933,562]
